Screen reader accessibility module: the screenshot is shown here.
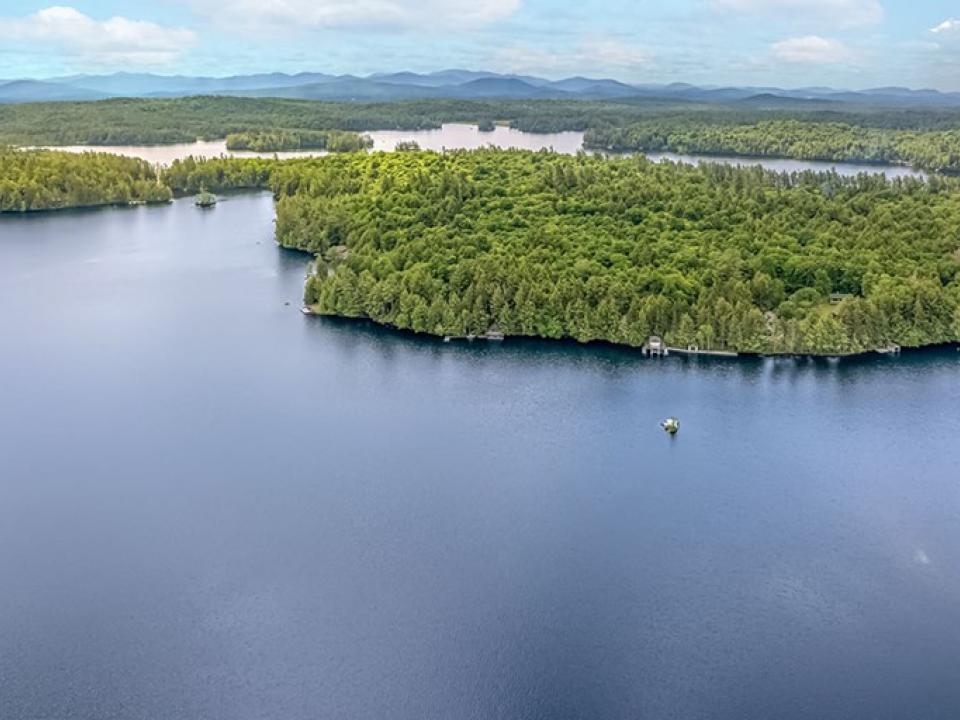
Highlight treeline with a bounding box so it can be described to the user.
[162,156,275,194]
[264,150,960,355]
[4,96,960,146]
[0,149,277,211]
[225,129,373,152]
[0,97,580,145]
[585,119,960,172]
[6,146,960,355]
[0,147,171,212]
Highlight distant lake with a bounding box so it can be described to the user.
[32,124,585,164]
[644,151,928,180]
[33,124,927,179]
[1,193,959,720]
[29,139,328,164]
[366,123,586,154]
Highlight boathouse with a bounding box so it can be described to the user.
[643,335,667,356]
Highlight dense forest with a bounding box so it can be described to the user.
[0,97,606,144]
[225,129,373,152]
[162,155,275,194]
[585,119,960,173]
[263,150,960,356]
[0,147,171,211]
[5,145,960,355]
[4,96,960,146]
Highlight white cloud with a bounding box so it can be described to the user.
[0,6,195,66]
[494,39,653,77]
[931,19,960,35]
[772,35,854,64]
[711,0,883,28]
[183,0,520,31]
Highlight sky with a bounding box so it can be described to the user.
[0,1,958,90]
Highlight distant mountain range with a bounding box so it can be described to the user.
[2,70,960,108]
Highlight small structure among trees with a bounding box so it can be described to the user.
[643,335,667,356]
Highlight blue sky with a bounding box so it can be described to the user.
[1,1,958,90]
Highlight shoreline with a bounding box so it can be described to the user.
[0,198,172,215]
[15,139,938,177]
[299,306,958,361]
[589,145,934,176]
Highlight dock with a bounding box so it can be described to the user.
[642,337,738,358]
[668,345,739,358]
[447,332,504,342]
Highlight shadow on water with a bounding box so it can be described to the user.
[276,244,314,273]
[300,313,959,386]
[0,201,150,225]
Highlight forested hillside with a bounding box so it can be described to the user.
[4,96,960,146]
[0,147,171,211]
[269,150,960,355]
[585,119,960,173]
[0,97,628,144]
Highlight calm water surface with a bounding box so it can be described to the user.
[33,124,584,164]
[36,124,925,178]
[31,139,316,164]
[365,124,586,154]
[643,151,928,180]
[1,194,959,720]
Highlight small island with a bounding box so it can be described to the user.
[195,188,217,207]
[393,141,422,152]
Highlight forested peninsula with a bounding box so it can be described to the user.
[5,146,960,356]
[0,147,171,211]
[271,151,960,356]
[585,119,960,173]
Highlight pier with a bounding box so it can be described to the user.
[668,344,739,358]
[643,337,739,358]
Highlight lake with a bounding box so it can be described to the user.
[643,151,929,180]
[1,194,959,720]
[35,124,926,179]
[32,124,585,164]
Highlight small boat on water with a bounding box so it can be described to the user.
[661,417,680,435]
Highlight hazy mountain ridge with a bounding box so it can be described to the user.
[3,70,960,107]
[0,80,111,103]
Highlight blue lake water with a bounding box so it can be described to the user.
[1,193,959,720]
